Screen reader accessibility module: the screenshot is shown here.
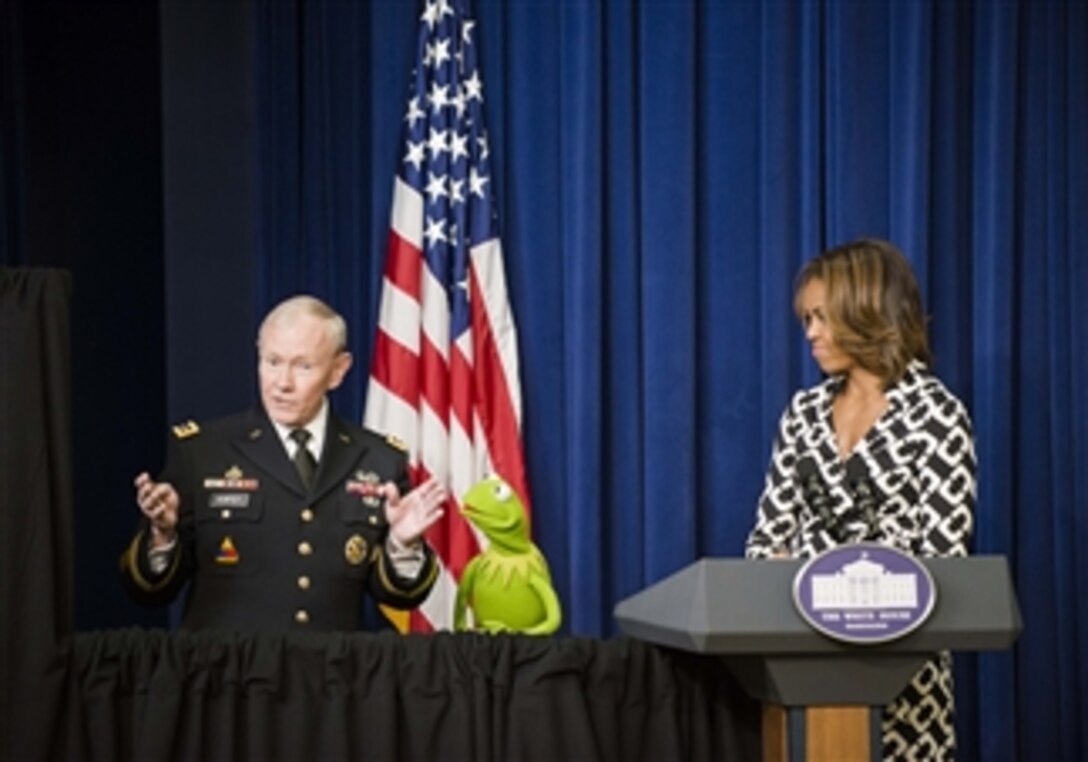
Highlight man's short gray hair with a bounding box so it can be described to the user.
[259,295,348,353]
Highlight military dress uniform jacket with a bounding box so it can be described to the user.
[120,408,439,631]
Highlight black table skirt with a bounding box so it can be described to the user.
[19,629,760,761]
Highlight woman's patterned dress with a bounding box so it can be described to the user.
[746,360,976,761]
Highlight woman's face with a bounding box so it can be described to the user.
[798,278,855,376]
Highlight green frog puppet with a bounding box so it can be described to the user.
[453,476,562,635]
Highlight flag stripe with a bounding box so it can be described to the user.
[448,346,474,443]
[419,334,450,427]
[385,233,423,302]
[377,279,422,353]
[470,263,531,511]
[420,265,450,360]
[472,240,524,422]
[417,402,451,485]
[365,380,418,461]
[390,175,424,249]
[370,330,420,408]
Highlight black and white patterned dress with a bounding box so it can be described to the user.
[746,360,976,761]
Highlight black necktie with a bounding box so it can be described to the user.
[289,428,317,489]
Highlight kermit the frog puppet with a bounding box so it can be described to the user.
[453,476,561,634]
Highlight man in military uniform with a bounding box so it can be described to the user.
[120,295,446,631]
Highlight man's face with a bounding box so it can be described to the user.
[258,313,352,428]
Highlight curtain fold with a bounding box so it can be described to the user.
[251,1,1087,759]
[0,268,75,760]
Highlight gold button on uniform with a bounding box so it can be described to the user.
[298,541,312,556]
[221,509,232,519]
[368,515,378,525]
[295,609,309,624]
[300,508,314,522]
[298,575,311,590]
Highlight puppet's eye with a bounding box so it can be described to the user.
[492,482,512,502]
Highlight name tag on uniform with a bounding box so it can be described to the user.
[209,493,250,508]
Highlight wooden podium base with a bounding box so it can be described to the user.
[763,704,878,762]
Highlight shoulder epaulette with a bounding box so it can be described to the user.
[386,433,408,452]
[172,420,200,439]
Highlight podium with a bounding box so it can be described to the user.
[614,556,1021,762]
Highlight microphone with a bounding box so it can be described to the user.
[796,456,843,541]
[846,456,880,540]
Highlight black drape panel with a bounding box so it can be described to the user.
[0,268,74,759]
[58,630,760,762]
[0,1,24,266]
[2,0,168,631]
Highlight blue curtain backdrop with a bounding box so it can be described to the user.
[251,1,1086,760]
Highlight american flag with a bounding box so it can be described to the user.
[365,0,531,632]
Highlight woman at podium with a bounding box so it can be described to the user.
[745,238,976,761]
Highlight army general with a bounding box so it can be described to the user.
[120,295,446,631]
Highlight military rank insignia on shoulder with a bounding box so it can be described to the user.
[172,420,200,439]
[386,433,408,452]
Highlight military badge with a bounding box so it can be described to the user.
[346,470,384,507]
[345,534,368,566]
[216,536,240,565]
[204,466,259,490]
[172,420,200,439]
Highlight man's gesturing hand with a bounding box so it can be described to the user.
[134,472,180,548]
[382,477,447,547]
